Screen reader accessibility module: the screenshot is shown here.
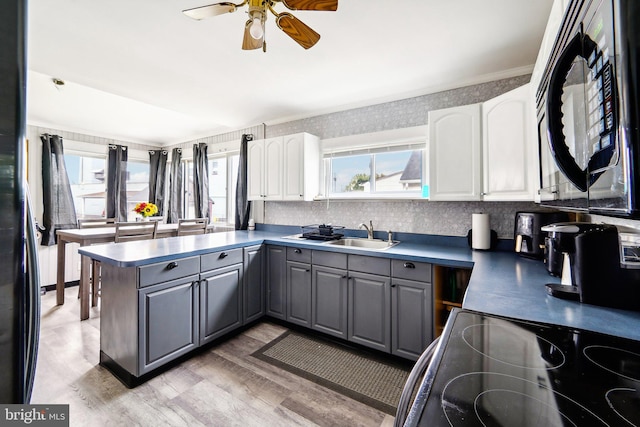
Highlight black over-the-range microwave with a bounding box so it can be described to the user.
[537,0,640,217]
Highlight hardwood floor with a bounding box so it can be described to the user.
[32,287,396,427]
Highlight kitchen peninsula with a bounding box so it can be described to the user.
[79,227,640,386]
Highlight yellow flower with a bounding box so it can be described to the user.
[133,202,158,217]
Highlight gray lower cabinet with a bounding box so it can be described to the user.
[391,278,433,360]
[138,274,200,375]
[391,259,433,360]
[199,263,244,345]
[266,245,287,319]
[286,261,312,327]
[348,271,391,352]
[243,245,265,323]
[311,264,348,339]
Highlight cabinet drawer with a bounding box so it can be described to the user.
[312,250,347,269]
[287,246,311,263]
[348,255,390,276]
[201,248,243,272]
[391,259,432,282]
[138,256,200,288]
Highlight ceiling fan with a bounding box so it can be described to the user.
[183,0,338,52]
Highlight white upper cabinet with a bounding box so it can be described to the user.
[482,83,537,201]
[248,133,320,201]
[428,103,482,201]
[282,133,320,201]
[248,137,282,200]
[428,84,537,202]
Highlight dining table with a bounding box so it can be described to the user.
[56,223,211,320]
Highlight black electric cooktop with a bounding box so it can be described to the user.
[408,309,640,426]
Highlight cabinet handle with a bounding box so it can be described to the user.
[305,269,310,272]
[342,275,348,279]
[403,262,416,269]
[219,252,228,259]
[294,248,302,254]
[166,261,178,270]
[391,283,397,288]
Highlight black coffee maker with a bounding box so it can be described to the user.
[543,222,640,311]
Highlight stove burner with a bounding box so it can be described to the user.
[605,388,640,426]
[462,321,565,370]
[475,390,573,427]
[584,345,640,382]
[441,372,608,426]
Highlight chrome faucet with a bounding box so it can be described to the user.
[359,220,374,239]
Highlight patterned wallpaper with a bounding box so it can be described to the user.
[264,200,540,238]
[263,74,536,239]
[267,75,531,139]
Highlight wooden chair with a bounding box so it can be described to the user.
[177,218,208,236]
[77,218,115,306]
[114,221,159,243]
[77,217,116,228]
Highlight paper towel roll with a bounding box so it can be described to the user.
[472,213,491,250]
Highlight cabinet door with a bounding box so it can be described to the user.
[348,271,391,352]
[311,265,348,339]
[200,263,243,345]
[391,278,433,360]
[428,104,482,201]
[286,261,312,327]
[138,275,199,374]
[243,245,264,324]
[264,137,283,200]
[266,245,287,319]
[482,84,537,201]
[282,134,305,200]
[247,139,265,200]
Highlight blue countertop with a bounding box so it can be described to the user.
[79,229,640,341]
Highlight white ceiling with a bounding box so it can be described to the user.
[26,0,554,146]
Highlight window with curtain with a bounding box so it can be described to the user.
[182,153,239,224]
[125,160,150,221]
[64,153,106,218]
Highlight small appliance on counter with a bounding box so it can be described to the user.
[542,222,640,311]
[513,211,570,258]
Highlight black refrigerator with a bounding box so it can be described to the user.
[0,0,41,404]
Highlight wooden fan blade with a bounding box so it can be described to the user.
[281,0,338,11]
[183,2,237,20]
[242,20,264,50]
[276,13,320,49]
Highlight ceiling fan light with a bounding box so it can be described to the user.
[249,17,264,39]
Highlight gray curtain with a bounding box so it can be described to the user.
[148,149,167,217]
[40,134,77,246]
[192,143,209,220]
[106,144,128,222]
[167,148,183,223]
[235,134,253,230]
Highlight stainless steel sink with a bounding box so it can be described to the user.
[324,238,399,250]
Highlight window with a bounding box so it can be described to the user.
[64,153,106,218]
[183,153,239,224]
[326,148,424,196]
[209,155,239,223]
[125,160,151,221]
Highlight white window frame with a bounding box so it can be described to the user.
[320,126,429,200]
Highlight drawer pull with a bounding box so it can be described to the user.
[403,262,416,269]
[166,261,179,270]
[219,252,228,259]
[294,248,302,254]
